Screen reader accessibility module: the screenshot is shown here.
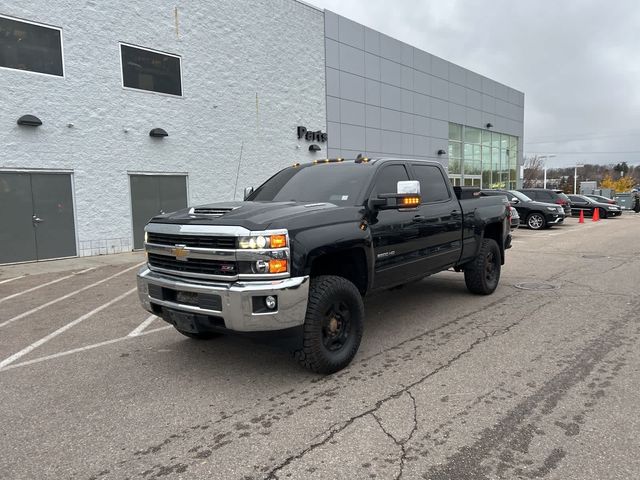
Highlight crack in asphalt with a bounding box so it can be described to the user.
[263,305,541,479]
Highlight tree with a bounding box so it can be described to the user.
[601,174,635,193]
[613,162,629,177]
[522,156,545,188]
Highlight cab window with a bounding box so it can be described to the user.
[370,164,410,199]
[412,164,451,203]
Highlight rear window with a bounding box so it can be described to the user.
[412,164,450,203]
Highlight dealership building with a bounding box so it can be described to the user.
[0,0,524,264]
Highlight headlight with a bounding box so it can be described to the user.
[238,234,288,249]
[546,207,556,211]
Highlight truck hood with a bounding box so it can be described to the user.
[149,201,351,231]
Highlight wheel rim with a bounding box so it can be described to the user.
[485,250,499,283]
[322,301,352,351]
[528,214,543,229]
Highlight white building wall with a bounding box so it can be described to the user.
[0,0,326,256]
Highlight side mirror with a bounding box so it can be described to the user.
[243,187,254,200]
[368,180,421,210]
[511,198,520,204]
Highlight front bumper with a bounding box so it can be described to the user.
[546,214,565,224]
[137,267,309,332]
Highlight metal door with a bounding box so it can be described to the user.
[31,173,77,260]
[130,175,187,250]
[0,172,76,263]
[0,173,38,263]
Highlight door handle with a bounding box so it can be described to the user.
[32,215,44,224]
[451,209,461,215]
[412,215,426,223]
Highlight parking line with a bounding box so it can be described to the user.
[0,262,144,329]
[127,314,158,337]
[0,288,137,370]
[0,325,173,372]
[0,267,95,304]
[0,275,27,285]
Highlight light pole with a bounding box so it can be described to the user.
[538,154,556,188]
[574,164,584,194]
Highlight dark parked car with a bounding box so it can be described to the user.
[519,188,572,216]
[480,189,565,230]
[584,194,618,205]
[567,194,622,218]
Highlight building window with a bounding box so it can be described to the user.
[120,44,182,96]
[0,16,64,76]
[448,123,519,189]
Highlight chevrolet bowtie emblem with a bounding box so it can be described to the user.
[171,244,190,261]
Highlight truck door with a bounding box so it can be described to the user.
[409,163,463,272]
[368,163,423,289]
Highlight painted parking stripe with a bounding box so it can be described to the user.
[128,314,158,337]
[0,287,138,369]
[0,267,95,304]
[0,325,173,372]
[0,262,144,329]
[0,275,27,285]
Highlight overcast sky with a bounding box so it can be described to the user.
[310,0,640,167]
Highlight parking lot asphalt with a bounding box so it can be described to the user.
[1,214,639,480]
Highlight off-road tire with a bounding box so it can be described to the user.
[293,275,364,374]
[464,238,501,295]
[526,212,546,230]
[175,328,222,340]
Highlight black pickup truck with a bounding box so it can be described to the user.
[137,158,510,373]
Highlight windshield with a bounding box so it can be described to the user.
[248,163,374,205]
[508,190,532,202]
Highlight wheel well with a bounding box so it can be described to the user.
[483,222,505,264]
[310,248,368,295]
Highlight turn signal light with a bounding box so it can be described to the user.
[270,234,287,248]
[401,196,421,206]
[269,259,288,273]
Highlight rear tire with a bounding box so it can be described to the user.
[293,275,364,374]
[175,328,222,340]
[464,238,501,295]
[526,212,546,230]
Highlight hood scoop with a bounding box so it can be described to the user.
[189,206,239,217]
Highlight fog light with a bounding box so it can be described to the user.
[255,260,269,273]
[265,296,277,310]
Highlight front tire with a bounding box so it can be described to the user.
[464,238,501,295]
[293,275,364,374]
[527,212,546,230]
[599,208,608,219]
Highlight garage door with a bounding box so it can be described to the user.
[0,172,77,264]
[130,175,188,250]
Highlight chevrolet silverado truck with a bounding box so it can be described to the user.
[137,157,510,373]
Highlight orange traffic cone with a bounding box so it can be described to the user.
[579,210,584,223]
[592,208,600,222]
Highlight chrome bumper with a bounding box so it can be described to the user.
[549,216,565,224]
[137,267,309,332]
